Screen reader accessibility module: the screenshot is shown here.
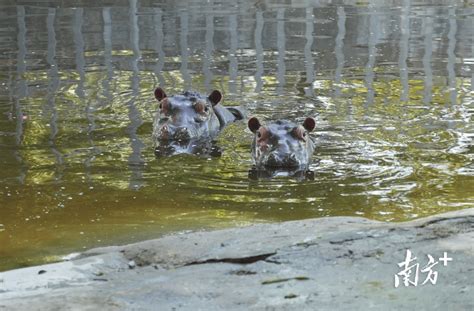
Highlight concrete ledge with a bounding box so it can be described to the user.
[1,208,473,310]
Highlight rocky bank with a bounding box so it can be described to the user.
[1,208,473,310]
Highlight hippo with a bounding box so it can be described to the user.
[152,87,245,156]
[247,117,316,179]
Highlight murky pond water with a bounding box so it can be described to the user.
[0,0,473,271]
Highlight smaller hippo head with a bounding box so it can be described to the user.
[248,117,316,169]
[152,87,222,143]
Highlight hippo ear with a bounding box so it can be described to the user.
[208,90,222,106]
[154,87,167,101]
[302,117,315,132]
[248,117,261,133]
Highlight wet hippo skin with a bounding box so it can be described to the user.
[152,87,245,156]
[247,117,316,180]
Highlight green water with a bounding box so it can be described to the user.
[0,0,473,271]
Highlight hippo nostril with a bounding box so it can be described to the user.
[161,125,170,136]
[174,127,191,140]
[266,153,279,166]
[158,124,171,140]
[287,154,299,166]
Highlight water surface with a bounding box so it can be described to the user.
[0,0,473,271]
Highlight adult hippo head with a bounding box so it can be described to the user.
[152,87,244,156]
[247,117,316,179]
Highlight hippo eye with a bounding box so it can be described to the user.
[257,132,262,138]
[292,127,307,140]
[194,102,208,114]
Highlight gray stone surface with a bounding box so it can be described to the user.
[0,209,473,310]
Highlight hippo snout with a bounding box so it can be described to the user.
[174,127,191,141]
[157,125,191,141]
[264,152,300,168]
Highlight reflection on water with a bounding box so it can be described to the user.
[0,0,473,271]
